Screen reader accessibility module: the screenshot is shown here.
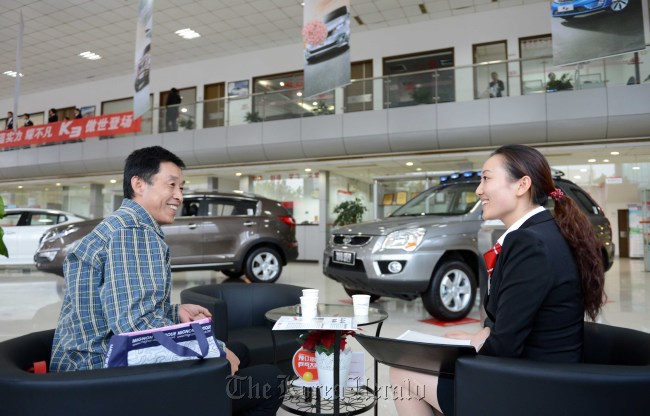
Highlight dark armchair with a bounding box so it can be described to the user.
[455,322,650,415]
[0,329,232,416]
[180,282,306,374]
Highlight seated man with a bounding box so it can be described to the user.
[50,146,285,416]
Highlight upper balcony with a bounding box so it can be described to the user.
[0,55,649,181]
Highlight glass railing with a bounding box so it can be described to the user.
[2,52,646,148]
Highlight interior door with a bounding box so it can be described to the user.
[618,209,629,258]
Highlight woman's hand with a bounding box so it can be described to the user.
[445,327,491,352]
[179,303,212,323]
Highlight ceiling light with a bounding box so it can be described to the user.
[235,172,242,176]
[587,158,596,163]
[3,70,23,77]
[18,185,23,189]
[632,166,640,170]
[573,175,581,179]
[610,151,619,155]
[79,51,102,60]
[579,168,587,172]
[305,168,312,172]
[416,168,422,171]
[180,107,188,113]
[312,101,318,106]
[296,92,303,97]
[603,159,609,162]
[279,81,285,87]
[406,162,414,166]
[56,183,61,186]
[109,179,117,184]
[175,28,201,39]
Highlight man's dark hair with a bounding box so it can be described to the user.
[123,146,186,199]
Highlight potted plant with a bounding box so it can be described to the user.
[332,198,367,227]
[0,195,7,258]
[546,72,573,92]
[411,87,434,104]
[245,111,262,123]
[178,117,194,130]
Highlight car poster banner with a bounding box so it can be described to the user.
[0,112,142,149]
[133,0,153,119]
[303,0,351,98]
[551,0,645,66]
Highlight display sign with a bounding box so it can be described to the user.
[303,0,351,98]
[0,112,142,149]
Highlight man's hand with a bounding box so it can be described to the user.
[179,303,212,323]
[225,347,240,375]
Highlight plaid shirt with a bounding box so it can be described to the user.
[50,199,179,371]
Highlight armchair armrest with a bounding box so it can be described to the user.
[181,288,229,341]
[455,355,650,416]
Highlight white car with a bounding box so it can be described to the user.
[0,208,87,266]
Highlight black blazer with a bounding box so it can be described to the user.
[481,210,583,362]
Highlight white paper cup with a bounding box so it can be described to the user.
[352,294,371,315]
[302,289,319,299]
[300,296,318,319]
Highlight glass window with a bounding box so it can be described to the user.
[391,183,478,216]
[0,212,21,226]
[160,87,196,132]
[28,213,60,226]
[253,71,334,121]
[520,35,552,95]
[473,41,507,99]
[205,199,256,217]
[102,96,153,135]
[251,171,320,224]
[383,49,455,107]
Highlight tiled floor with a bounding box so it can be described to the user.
[1,258,648,415]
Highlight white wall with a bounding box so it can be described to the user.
[1,2,551,115]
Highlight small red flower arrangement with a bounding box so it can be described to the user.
[298,330,356,356]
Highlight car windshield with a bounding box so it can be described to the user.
[390,182,479,217]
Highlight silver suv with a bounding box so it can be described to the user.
[323,171,614,321]
[34,191,299,283]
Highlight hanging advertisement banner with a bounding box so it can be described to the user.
[134,0,153,119]
[551,0,645,66]
[303,0,351,98]
[0,112,141,149]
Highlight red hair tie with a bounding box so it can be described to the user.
[550,187,564,202]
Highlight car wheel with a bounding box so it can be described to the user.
[609,0,628,12]
[221,269,243,279]
[344,287,381,302]
[422,260,477,321]
[244,247,283,283]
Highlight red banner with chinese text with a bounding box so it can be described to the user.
[0,112,141,149]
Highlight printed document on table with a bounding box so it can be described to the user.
[397,330,471,346]
[272,316,356,331]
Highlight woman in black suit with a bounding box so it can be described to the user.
[390,144,605,416]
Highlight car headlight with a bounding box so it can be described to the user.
[41,226,79,243]
[381,228,426,252]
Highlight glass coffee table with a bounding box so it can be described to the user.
[266,303,389,416]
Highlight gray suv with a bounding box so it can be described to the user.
[323,171,614,321]
[34,191,299,283]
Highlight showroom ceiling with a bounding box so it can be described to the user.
[0,0,546,98]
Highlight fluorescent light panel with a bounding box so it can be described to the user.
[175,28,201,39]
[3,70,23,77]
[79,51,102,60]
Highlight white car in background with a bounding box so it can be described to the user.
[0,208,87,266]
